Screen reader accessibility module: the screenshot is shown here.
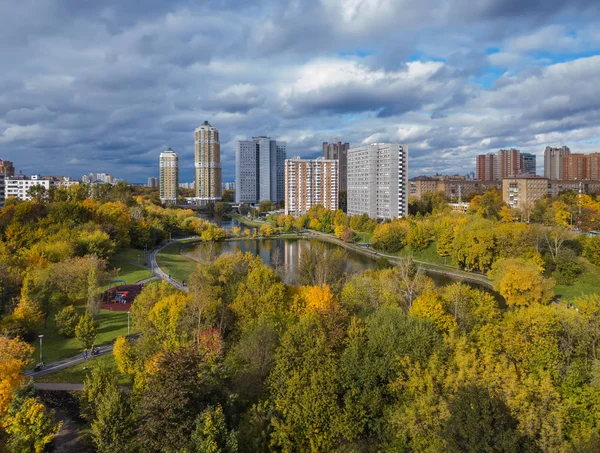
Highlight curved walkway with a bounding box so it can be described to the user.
[24,343,114,378]
[148,238,194,292]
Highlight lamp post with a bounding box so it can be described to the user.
[38,335,43,363]
[137,254,140,266]
[127,311,130,336]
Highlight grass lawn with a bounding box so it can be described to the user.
[34,353,132,385]
[108,259,153,287]
[353,231,372,243]
[29,305,130,368]
[554,262,600,302]
[156,241,200,282]
[114,247,148,265]
[231,213,267,227]
[397,241,458,268]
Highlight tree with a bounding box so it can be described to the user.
[76,311,98,350]
[297,243,348,293]
[0,335,33,420]
[405,222,432,251]
[453,219,497,272]
[258,200,274,213]
[488,258,553,306]
[55,305,80,337]
[139,346,224,452]
[441,385,536,453]
[5,392,61,453]
[584,235,600,266]
[91,382,138,453]
[188,405,238,453]
[214,202,231,217]
[113,336,136,375]
[371,221,408,253]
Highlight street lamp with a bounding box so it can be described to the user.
[38,335,43,363]
[127,311,131,336]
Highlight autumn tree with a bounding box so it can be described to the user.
[76,311,98,350]
[55,305,80,337]
[188,405,238,453]
[488,258,553,307]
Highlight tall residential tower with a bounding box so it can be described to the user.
[322,140,349,191]
[194,121,222,201]
[284,157,338,216]
[347,143,408,220]
[235,136,286,204]
[544,146,571,180]
[159,148,179,204]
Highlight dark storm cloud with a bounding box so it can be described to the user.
[1,0,600,181]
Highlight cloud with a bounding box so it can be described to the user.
[1,0,600,182]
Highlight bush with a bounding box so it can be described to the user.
[55,305,80,338]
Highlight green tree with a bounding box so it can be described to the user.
[54,305,80,337]
[442,385,537,453]
[139,346,224,452]
[584,235,600,266]
[91,382,138,453]
[76,311,98,350]
[188,405,238,453]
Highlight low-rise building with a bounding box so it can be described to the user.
[502,175,549,212]
[410,176,501,201]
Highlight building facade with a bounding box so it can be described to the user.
[521,153,537,175]
[476,154,497,181]
[322,140,349,191]
[0,160,15,178]
[284,157,338,216]
[347,143,408,220]
[194,121,222,201]
[544,146,570,180]
[497,148,523,178]
[563,154,588,180]
[159,148,179,204]
[502,175,549,212]
[147,177,159,188]
[6,176,55,201]
[411,176,501,201]
[235,136,286,204]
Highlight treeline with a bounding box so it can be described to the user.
[0,184,226,451]
[70,246,600,452]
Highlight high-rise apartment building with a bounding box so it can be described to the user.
[194,121,222,201]
[0,160,15,178]
[322,140,349,191]
[159,148,179,204]
[476,154,497,180]
[497,148,522,178]
[521,153,537,175]
[588,153,600,180]
[563,154,588,180]
[147,177,159,188]
[235,136,286,204]
[544,146,570,180]
[347,143,408,220]
[284,157,338,217]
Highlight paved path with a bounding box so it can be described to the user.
[149,238,197,293]
[35,382,132,392]
[24,343,114,378]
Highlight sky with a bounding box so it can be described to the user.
[2,0,600,183]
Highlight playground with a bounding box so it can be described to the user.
[101,281,143,311]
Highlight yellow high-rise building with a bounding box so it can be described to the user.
[159,148,178,204]
[195,121,222,201]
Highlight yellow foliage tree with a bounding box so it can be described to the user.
[148,294,191,350]
[488,258,553,307]
[0,335,33,422]
[300,284,336,314]
[113,336,136,375]
[5,397,62,452]
[410,289,457,332]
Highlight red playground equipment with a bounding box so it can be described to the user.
[102,281,143,311]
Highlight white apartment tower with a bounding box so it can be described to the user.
[195,121,222,201]
[235,136,286,204]
[284,157,338,217]
[159,148,179,204]
[347,143,408,220]
[544,146,571,180]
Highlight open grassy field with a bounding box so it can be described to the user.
[29,304,130,367]
[34,353,132,385]
[554,262,600,301]
[156,241,200,282]
[107,260,153,287]
[231,213,267,227]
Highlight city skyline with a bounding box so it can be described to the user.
[2,2,600,182]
